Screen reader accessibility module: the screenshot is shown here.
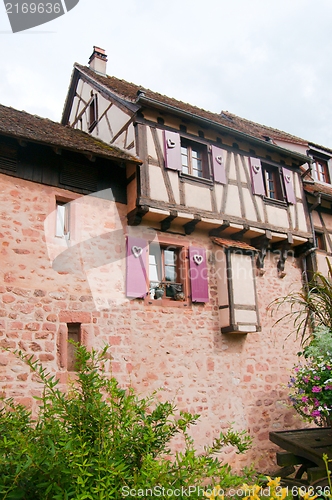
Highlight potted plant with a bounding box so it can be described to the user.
[288,326,332,426]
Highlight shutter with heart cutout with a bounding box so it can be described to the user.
[249,157,265,196]
[282,167,296,204]
[188,247,209,303]
[126,236,149,298]
[211,145,226,184]
[164,130,182,171]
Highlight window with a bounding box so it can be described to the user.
[126,236,209,303]
[249,157,296,204]
[312,159,330,183]
[262,164,283,201]
[181,139,208,178]
[149,244,184,300]
[55,201,70,239]
[67,323,81,371]
[88,95,98,132]
[315,231,326,251]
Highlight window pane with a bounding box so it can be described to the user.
[165,265,176,282]
[164,249,176,265]
[56,203,69,237]
[149,246,161,282]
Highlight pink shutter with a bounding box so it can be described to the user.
[126,236,148,298]
[211,145,226,184]
[282,168,296,204]
[189,247,209,303]
[164,130,182,171]
[249,157,265,195]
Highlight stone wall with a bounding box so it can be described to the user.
[0,172,304,472]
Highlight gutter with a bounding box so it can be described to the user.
[137,95,311,166]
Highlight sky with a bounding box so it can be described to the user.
[0,0,332,148]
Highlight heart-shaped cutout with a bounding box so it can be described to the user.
[193,254,203,265]
[167,139,176,149]
[253,164,261,174]
[215,155,223,165]
[132,246,143,258]
[285,174,291,183]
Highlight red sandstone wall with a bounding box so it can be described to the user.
[0,172,304,472]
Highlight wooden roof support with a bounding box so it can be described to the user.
[251,230,272,275]
[183,216,201,235]
[160,211,177,232]
[209,221,230,237]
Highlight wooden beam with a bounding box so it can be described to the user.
[160,211,177,232]
[183,216,201,235]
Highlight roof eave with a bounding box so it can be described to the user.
[137,95,311,166]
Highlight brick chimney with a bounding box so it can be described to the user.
[88,46,108,75]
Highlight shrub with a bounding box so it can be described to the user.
[0,344,254,499]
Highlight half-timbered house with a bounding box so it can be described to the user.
[59,47,322,469]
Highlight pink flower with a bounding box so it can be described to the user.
[312,386,322,393]
[325,385,332,390]
[303,376,310,383]
[314,376,320,380]
[301,396,309,403]
[311,410,321,417]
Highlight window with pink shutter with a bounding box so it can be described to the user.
[126,236,148,298]
[188,247,209,303]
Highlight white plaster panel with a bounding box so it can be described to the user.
[231,253,256,306]
[234,309,258,324]
[294,173,302,198]
[242,188,258,222]
[147,126,157,162]
[228,153,237,181]
[69,96,80,124]
[224,184,242,217]
[97,93,112,117]
[77,79,83,95]
[80,81,92,104]
[238,156,247,183]
[94,115,111,143]
[311,211,322,227]
[296,204,308,232]
[168,170,181,205]
[322,212,332,231]
[149,166,169,202]
[214,183,225,213]
[255,197,265,222]
[113,131,126,151]
[107,106,131,136]
[219,307,230,328]
[316,252,332,277]
[125,123,135,149]
[185,184,212,211]
[266,205,289,228]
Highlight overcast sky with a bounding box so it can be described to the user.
[1,0,332,148]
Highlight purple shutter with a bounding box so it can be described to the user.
[126,236,148,298]
[211,145,226,184]
[249,157,265,195]
[164,130,182,171]
[282,168,296,204]
[189,247,209,303]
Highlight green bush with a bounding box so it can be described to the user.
[0,345,254,499]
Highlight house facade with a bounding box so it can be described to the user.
[60,47,321,469]
[1,45,328,472]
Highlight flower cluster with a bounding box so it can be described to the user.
[288,355,332,426]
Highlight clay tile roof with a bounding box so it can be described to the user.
[76,64,308,146]
[0,103,140,164]
[212,237,257,252]
[304,182,332,198]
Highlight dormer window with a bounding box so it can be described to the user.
[312,159,330,183]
